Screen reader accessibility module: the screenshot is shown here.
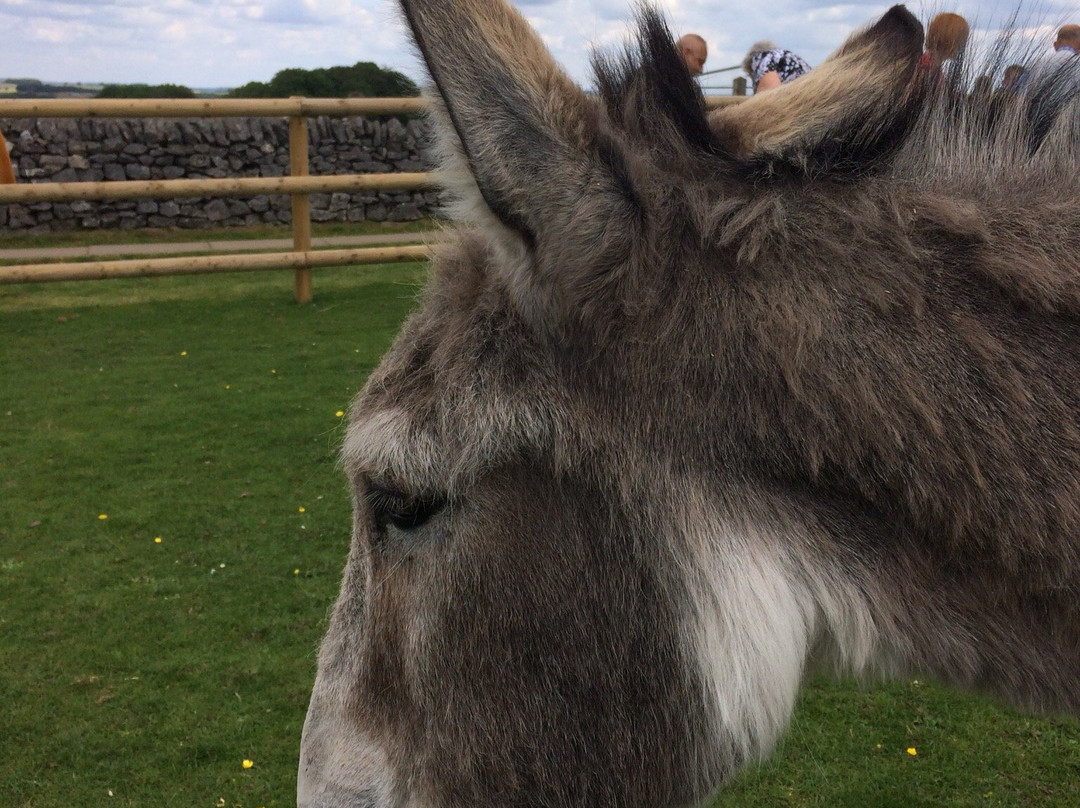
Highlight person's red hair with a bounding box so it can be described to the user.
[925,13,970,62]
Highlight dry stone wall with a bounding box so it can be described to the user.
[1,115,443,232]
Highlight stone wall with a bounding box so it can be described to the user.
[0,115,443,232]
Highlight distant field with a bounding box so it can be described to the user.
[2,263,1078,807]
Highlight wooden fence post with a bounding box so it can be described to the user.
[289,100,312,304]
[0,134,15,184]
[732,76,747,96]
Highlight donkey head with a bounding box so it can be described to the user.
[297,2,1080,805]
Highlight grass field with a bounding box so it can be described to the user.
[2,256,1079,807]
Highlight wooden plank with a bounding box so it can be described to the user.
[0,245,434,284]
[0,172,442,203]
[290,111,313,304]
[0,95,740,119]
[0,135,14,184]
[0,97,427,118]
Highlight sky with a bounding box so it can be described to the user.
[3,0,1078,91]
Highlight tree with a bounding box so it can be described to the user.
[97,84,196,99]
[229,62,418,98]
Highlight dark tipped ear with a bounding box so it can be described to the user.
[401,0,638,251]
[593,7,720,156]
[709,5,924,175]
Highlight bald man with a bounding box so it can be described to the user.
[679,34,708,76]
[1055,23,1080,54]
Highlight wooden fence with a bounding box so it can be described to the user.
[0,95,742,302]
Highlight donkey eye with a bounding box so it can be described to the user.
[365,485,445,532]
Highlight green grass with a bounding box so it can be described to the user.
[1,265,426,808]
[2,265,1079,807]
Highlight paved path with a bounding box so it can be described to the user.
[0,231,441,262]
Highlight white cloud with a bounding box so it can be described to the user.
[4,0,1080,89]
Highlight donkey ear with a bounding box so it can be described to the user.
[709,5,924,173]
[402,0,636,252]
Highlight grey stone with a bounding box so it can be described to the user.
[40,154,68,173]
[225,119,252,142]
[205,199,231,222]
[8,205,35,227]
[3,113,436,232]
[388,203,421,221]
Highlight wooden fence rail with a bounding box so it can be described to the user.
[0,173,442,204]
[1,95,741,301]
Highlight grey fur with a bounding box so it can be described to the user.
[299,4,1080,807]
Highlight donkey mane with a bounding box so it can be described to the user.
[530,6,1080,585]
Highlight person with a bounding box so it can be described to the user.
[1054,23,1080,55]
[919,12,969,72]
[1001,64,1026,93]
[741,40,810,92]
[679,34,708,76]
[1027,23,1080,107]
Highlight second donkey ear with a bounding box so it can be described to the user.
[709,5,924,175]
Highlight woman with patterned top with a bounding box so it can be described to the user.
[742,40,811,93]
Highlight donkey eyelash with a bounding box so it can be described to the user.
[364,485,447,532]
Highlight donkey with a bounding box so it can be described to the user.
[299,2,1080,805]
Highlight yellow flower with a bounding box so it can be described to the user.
[98,513,108,520]
[154,536,162,544]
[907,747,918,756]
[271,368,277,375]
[294,568,300,575]
[180,351,187,357]
[298,506,306,513]
[242,758,254,769]
[335,410,344,418]
[224,384,231,390]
